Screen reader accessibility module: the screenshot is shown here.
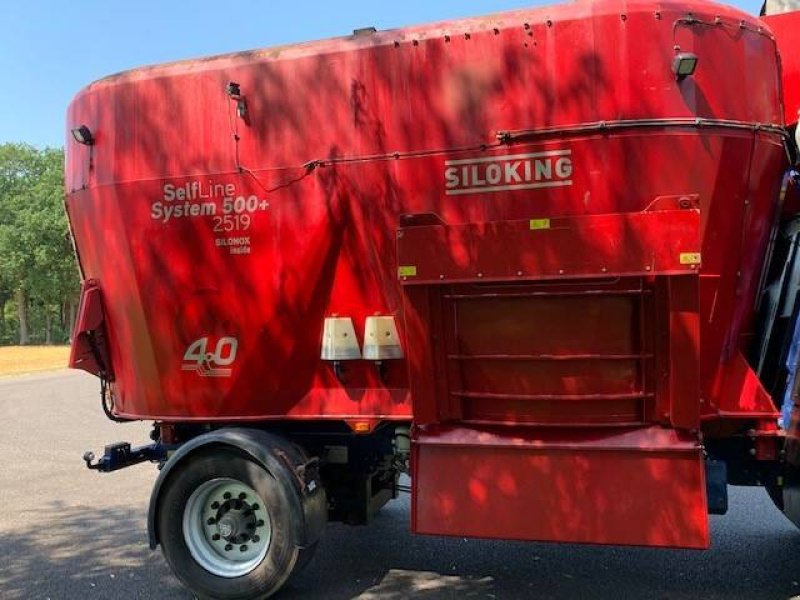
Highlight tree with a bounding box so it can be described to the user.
[0,144,75,345]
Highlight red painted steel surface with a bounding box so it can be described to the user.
[65,0,790,548]
[762,12,800,125]
[413,425,708,548]
[66,0,785,423]
[69,280,111,378]
[397,209,700,282]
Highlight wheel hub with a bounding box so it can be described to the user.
[182,478,272,578]
[215,497,257,543]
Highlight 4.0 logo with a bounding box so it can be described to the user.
[181,336,238,378]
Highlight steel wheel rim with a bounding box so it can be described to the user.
[182,477,272,578]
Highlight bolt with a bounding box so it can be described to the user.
[240,545,248,552]
[252,535,260,543]
[223,492,232,500]
[257,519,265,527]
[212,534,221,541]
[207,517,216,525]
[211,501,220,510]
[225,544,233,552]
[239,492,247,500]
[252,504,260,511]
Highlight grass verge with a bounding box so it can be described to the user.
[0,346,70,377]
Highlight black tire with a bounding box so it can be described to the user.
[292,540,320,576]
[157,448,304,600]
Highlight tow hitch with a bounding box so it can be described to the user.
[83,442,169,472]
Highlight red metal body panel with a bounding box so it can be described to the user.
[65,0,790,548]
[69,280,111,378]
[412,425,708,548]
[65,0,784,423]
[762,12,800,125]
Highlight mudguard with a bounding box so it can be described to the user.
[147,428,326,551]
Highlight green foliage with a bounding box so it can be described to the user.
[0,143,77,344]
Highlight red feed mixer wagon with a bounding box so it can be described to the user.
[65,0,800,597]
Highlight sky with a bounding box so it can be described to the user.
[0,0,761,149]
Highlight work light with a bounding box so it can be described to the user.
[672,52,698,80]
[71,125,94,145]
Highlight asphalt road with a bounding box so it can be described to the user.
[2,370,800,600]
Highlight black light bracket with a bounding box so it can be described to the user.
[226,81,249,121]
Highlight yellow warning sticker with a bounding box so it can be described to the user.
[679,253,702,265]
[530,218,551,230]
[398,265,417,277]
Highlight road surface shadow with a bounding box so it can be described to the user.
[2,489,800,599]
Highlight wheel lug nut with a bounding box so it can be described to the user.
[211,501,220,509]
[247,523,256,530]
[225,544,233,551]
[240,545,248,552]
[223,492,232,500]
[244,510,253,517]
[239,492,247,500]
[207,517,216,525]
[252,504,260,510]
[212,534,220,541]
[256,519,264,527]
[252,535,260,542]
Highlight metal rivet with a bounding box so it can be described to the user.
[601,267,608,273]
[517,271,523,277]
[477,272,483,278]
[645,266,652,271]
[439,274,445,279]
[558,269,564,275]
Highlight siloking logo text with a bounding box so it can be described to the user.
[444,149,573,196]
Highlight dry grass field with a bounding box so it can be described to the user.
[0,346,69,376]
